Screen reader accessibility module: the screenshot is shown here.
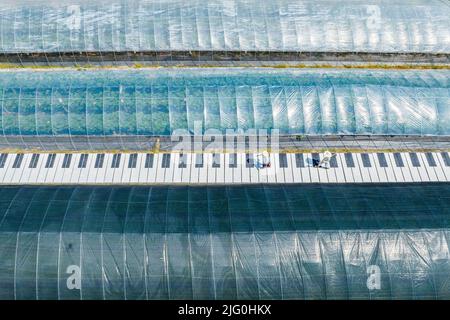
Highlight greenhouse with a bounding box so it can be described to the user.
[0,68,448,145]
[1,184,450,300]
[0,0,449,55]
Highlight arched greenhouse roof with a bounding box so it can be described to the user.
[0,0,448,54]
[0,68,448,142]
[0,184,450,300]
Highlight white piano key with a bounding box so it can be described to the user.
[68,154,81,184]
[365,153,380,183]
[18,154,33,184]
[207,154,216,184]
[396,153,413,183]
[164,153,176,183]
[265,153,276,183]
[331,154,345,183]
[2,154,17,183]
[434,152,449,181]
[135,153,147,184]
[0,154,12,183]
[257,164,268,183]
[272,152,283,183]
[323,155,338,183]
[130,154,141,183]
[121,153,139,183]
[35,154,48,182]
[372,153,387,183]
[112,154,125,184]
[122,153,140,183]
[172,153,183,183]
[380,153,398,183]
[60,154,74,184]
[348,154,364,183]
[414,152,430,182]
[216,153,225,184]
[155,154,166,183]
[53,153,70,183]
[354,154,370,183]
[298,154,311,183]
[386,153,404,182]
[10,154,25,183]
[316,154,329,183]
[180,153,191,184]
[285,154,295,183]
[140,153,157,184]
[326,163,337,183]
[332,155,346,183]
[81,154,96,184]
[308,154,320,183]
[288,154,301,183]
[102,154,114,183]
[249,154,259,184]
[190,153,200,183]
[240,153,250,183]
[234,153,242,183]
[86,155,97,184]
[198,154,208,184]
[337,153,353,183]
[45,154,62,184]
[419,153,438,182]
[26,154,41,184]
[257,153,270,183]
[97,154,112,184]
[341,153,359,183]
[224,153,233,184]
[404,153,425,182]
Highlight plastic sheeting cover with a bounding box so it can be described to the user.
[0,0,449,54]
[1,184,450,300]
[0,68,449,144]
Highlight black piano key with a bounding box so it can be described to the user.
[409,153,420,167]
[128,153,138,168]
[195,154,204,168]
[161,154,171,168]
[344,153,355,167]
[279,153,288,168]
[361,153,371,168]
[393,153,404,167]
[144,154,154,168]
[377,153,388,167]
[78,154,88,168]
[12,154,24,168]
[295,154,304,168]
[229,153,237,168]
[45,154,56,168]
[111,154,121,168]
[0,153,7,168]
[425,152,437,167]
[212,153,220,168]
[94,154,104,168]
[62,154,72,168]
[29,154,40,168]
[441,152,450,167]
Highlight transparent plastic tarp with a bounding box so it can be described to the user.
[0,68,448,150]
[1,184,450,300]
[0,0,449,54]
